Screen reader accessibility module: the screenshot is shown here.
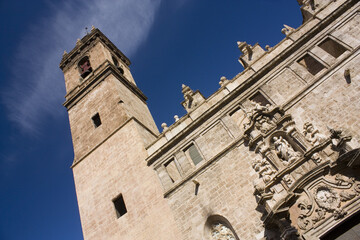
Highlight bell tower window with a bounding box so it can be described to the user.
[78,56,92,78]
[91,113,102,128]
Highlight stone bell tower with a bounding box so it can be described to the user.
[60,27,181,240]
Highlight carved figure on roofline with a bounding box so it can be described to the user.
[303,122,327,146]
[273,136,302,165]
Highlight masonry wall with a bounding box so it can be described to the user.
[73,120,182,240]
[68,74,158,161]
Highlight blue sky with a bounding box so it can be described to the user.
[0,0,302,239]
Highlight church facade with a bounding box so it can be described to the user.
[60,0,360,239]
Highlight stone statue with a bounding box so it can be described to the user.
[273,136,302,164]
[252,156,276,183]
[211,223,236,240]
[245,100,273,124]
[303,122,327,146]
[254,115,276,133]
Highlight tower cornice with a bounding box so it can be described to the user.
[59,28,131,70]
[63,60,147,110]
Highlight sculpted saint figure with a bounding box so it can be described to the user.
[252,157,276,183]
[303,122,327,146]
[273,136,302,164]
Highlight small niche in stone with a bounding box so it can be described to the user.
[92,113,102,128]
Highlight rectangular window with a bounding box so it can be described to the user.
[297,54,325,75]
[92,113,101,128]
[164,159,181,183]
[113,194,127,218]
[184,143,203,166]
[318,38,347,58]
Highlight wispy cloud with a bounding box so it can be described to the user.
[3,0,161,133]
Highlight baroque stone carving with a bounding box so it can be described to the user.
[244,100,276,134]
[296,174,360,231]
[273,136,302,165]
[211,223,236,240]
[297,199,313,230]
[303,122,327,147]
[252,156,277,183]
[310,152,322,163]
[255,115,276,134]
[328,127,352,153]
[313,185,340,211]
[246,100,270,118]
[283,174,294,187]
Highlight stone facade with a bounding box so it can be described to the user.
[61,1,360,239]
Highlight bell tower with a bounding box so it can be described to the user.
[60,27,181,240]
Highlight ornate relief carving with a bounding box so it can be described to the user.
[296,174,360,231]
[303,122,327,147]
[273,136,302,165]
[252,156,277,183]
[283,174,294,187]
[244,101,276,133]
[246,100,269,116]
[255,115,276,134]
[211,223,236,240]
[328,127,352,153]
[310,152,322,163]
[240,101,358,238]
[297,199,313,231]
[313,185,340,211]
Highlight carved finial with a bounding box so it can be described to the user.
[265,45,272,51]
[91,25,96,31]
[237,41,253,59]
[174,115,179,122]
[182,84,193,98]
[237,41,245,49]
[219,76,229,87]
[63,50,68,57]
[281,24,295,36]
[161,123,168,131]
[76,38,82,45]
